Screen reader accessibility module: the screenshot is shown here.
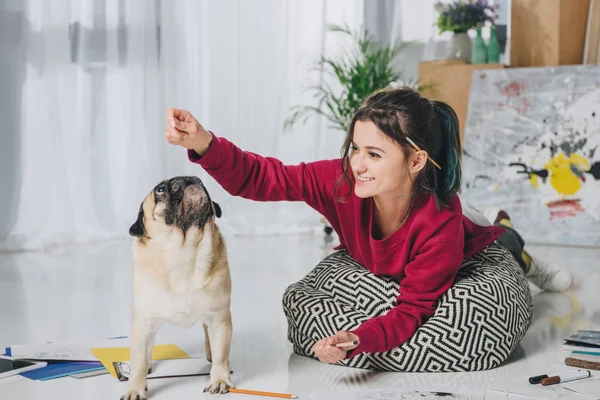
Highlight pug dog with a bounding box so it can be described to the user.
[121,176,233,400]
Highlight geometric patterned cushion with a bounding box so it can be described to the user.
[282,242,533,371]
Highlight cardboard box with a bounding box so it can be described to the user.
[510,0,590,67]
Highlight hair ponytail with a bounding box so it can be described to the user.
[431,101,462,204]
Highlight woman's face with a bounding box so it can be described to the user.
[349,120,419,200]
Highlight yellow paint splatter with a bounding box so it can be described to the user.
[529,174,540,188]
[544,152,590,196]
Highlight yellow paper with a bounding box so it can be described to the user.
[91,344,190,378]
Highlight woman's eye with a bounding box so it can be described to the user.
[350,144,358,151]
[369,152,381,159]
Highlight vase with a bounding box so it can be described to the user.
[447,32,471,62]
[487,25,500,63]
[471,26,487,64]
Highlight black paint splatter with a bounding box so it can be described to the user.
[549,142,559,157]
[559,137,587,155]
[509,163,549,182]
[588,162,600,180]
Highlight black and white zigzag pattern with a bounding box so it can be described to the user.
[282,242,533,372]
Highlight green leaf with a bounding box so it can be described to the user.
[285,24,424,133]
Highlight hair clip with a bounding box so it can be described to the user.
[404,137,442,170]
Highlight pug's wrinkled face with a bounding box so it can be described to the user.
[129,176,222,239]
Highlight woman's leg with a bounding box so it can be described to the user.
[464,202,573,292]
[282,243,533,372]
[484,206,573,292]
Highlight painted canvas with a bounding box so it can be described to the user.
[461,65,600,246]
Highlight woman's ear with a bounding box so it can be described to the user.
[409,150,428,174]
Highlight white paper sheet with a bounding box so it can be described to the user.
[563,375,600,399]
[6,338,130,361]
[308,388,483,400]
[488,379,599,400]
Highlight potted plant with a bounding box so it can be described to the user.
[284,24,423,134]
[434,0,497,62]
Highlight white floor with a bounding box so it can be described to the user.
[1,233,600,399]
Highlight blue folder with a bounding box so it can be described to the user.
[20,361,105,381]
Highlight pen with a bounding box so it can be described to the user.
[228,388,298,399]
[335,340,358,348]
[529,371,563,384]
[541,369,591,386]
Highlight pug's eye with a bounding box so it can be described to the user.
[156,186,166,194]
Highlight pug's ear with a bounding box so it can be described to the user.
[212,201,222,218]
[129,207,146,237]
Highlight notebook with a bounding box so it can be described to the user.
[91,344,190,378]
[564,330,600,348]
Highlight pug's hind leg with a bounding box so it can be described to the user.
[203,322,212,363]
[203,312,233,394]
[121,320,159,400]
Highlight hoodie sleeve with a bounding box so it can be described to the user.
[188,132,341,216]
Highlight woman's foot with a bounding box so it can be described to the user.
[528,254,573,292]
[484,206,509,226]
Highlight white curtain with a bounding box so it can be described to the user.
[363,0,441,84]
[0,0,363,251]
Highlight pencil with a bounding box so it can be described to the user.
[227,388,298,399]
[335,340,358,348]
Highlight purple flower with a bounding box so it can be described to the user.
[436,0,498,33]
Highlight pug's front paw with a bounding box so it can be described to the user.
[204,366,233,394]
[121,385,147,400]
[203,380,232,394]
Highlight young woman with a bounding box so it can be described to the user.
[164,87,568,372]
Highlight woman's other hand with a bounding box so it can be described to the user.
[312,331,359,364]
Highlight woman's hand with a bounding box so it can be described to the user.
[312,331,359,364]
[165,108,213,156]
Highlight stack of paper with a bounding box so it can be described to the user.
[4,339,119,381]
[563,330,600,370]
[4,337,192,381]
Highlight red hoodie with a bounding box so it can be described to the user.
[189,133,504,357]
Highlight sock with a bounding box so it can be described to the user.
[498,217,514,229]
[496,210,511,224]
